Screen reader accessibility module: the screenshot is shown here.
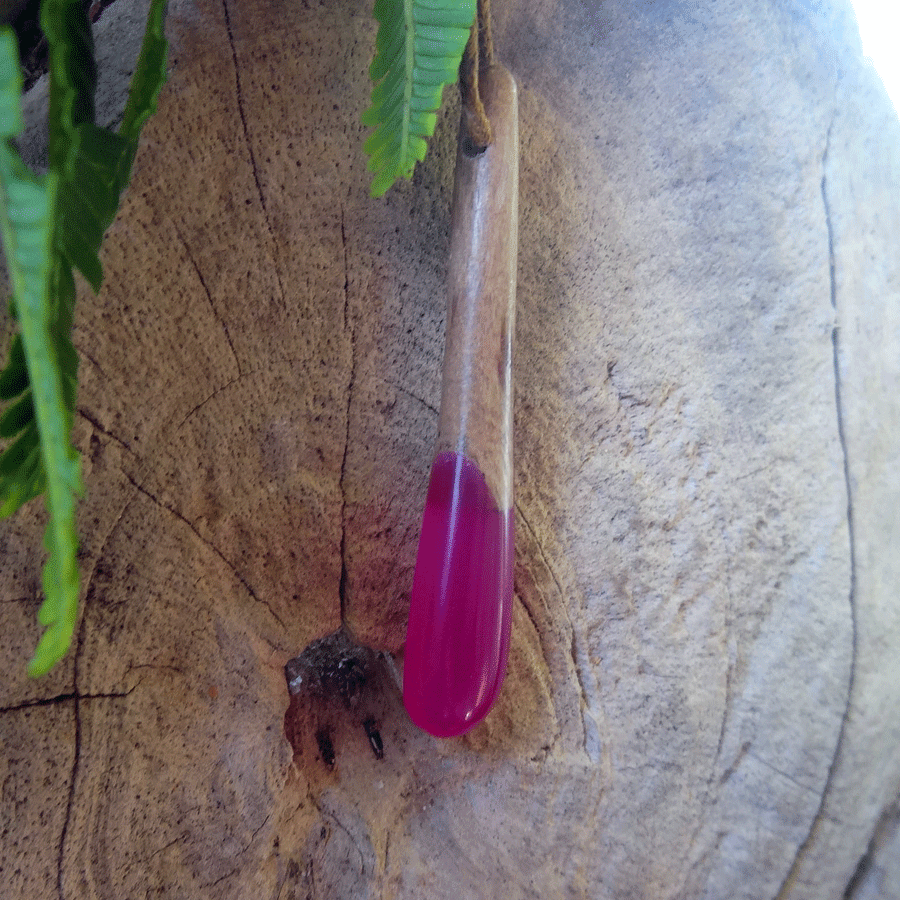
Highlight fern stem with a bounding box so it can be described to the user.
[402,0,415,180]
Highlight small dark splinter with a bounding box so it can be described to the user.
[363,718,384,760]
[316,730,335,769]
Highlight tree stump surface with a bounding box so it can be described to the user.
[1,0,898,897]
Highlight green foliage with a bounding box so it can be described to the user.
[362,0,476,196]
[0,0,168,676]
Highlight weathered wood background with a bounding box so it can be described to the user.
[2,0,898,897]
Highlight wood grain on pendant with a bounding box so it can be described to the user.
[437,63,519,510]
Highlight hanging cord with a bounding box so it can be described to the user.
[460,0,496,152]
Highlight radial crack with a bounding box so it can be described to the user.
[124,473,285,628]
[175,223,242,377]
[56,616,88,900]
[221,0,287,307]
[53,497,135,898]
[174,370,258,432]
[77,407,134,453]
[339,206,354,624]
[391,381,439,416]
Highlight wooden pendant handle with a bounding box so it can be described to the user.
[436,63,519,510]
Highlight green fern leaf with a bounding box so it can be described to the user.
[46,0,168,293]
[362,0,476,197]
[120,0,168,142]
[0,26,79,675]
[41,0,97,173]
[0,0,168,677]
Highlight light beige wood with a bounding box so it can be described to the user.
[1,0,899,898]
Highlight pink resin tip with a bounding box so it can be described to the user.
[403,452,514,737]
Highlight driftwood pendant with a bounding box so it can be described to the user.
[403,65,519,737]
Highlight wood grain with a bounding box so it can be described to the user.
[1,0,898,897]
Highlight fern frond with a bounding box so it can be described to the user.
[362,0,476,197]
[0,26,78,676]
[0,0,168,677]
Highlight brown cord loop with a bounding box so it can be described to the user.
[460,0,495,152]
[477,0,495,64]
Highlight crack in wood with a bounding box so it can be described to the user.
[512,569,543,643]
[199,867,239,890]
[390,381,438,416]
[77,406,134,454]
[74,345,111,384]
[748,750,823,798]
[842,797,900,899]
[174,223,242,378]
[123,662,186,678]
[338,204,354,625]
[0,689,132,715]
[123,472,285,629]
[514,503,567,637]
[195,814,272,889]
[148,832,188,860]
[56,694,79,900]
[220,0,287,308]
[711,559,736,780]
[55,608,88,900]
[49,489,141,897]
[516,501,591,759]
[307,789,368,876]
[173,369,260,432]
[78,495,133,626]
[711,656,734,776]
[775,90,860,900]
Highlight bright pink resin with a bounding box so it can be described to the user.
[403,452,514,737]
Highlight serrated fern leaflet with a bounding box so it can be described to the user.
[0,0,168,677]
[362,0,476,197]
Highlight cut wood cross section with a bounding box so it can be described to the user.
[1,0,898,897]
